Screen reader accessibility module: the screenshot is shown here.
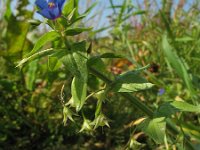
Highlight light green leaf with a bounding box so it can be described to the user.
[175,37,193,42]
[48,50,66,71]
[94,90,108,118]
[113,82,154,92]
[162,34,194,93]
[71,77,87,111]
[63,106,75,126]
[62,0,75,16]
[171,101,200,113]
[16,48,64,67]
[62,41,88,82]
[83,2,97,15]
[48,56,58,71]
[141,117,166,144]
[30,31,60,54]
[111,72,154,92]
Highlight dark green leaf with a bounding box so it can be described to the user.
[64,27,92,36]
[25,59,38,90]
[154,102,180,118]
[100,53,123,58]
[71,41,88,81]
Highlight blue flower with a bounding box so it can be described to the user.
[158,88,165,96]
[35,0,66,20]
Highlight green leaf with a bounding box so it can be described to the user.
[171,101,200,113]
[62,0,81,25]
[4,0,12,20]
[25,59,38,90]
[154,102,180,118]
[62,41,88,82]
[122,10,146,22]
[71,77,87,111]
[70,15,86,26]
[87,53,123,68]
[48,56,58,71]
[48,50,66,71]
[140,117,166,144]
[63,106,75,126]
[16,48,61,67]
[100,53,123,58]
[67,41,88,111]
[92,113,110,129]
[5,18,31,59]
[94,90,108,118]
[175,37,193,42]
[83,2,97,15]
[117,0,127,25]
[111,72,154,92]
[28,19,42,26]
[79,118,93,132]
[162,34,194,93]
[64,27,92,36]
[62,0,76,16]
[30,31,60,54]
[132,10,146,15]
[112,82,153,92]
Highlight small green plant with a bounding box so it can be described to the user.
[1,0,199,149]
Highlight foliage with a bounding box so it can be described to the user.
[0,0,200,149]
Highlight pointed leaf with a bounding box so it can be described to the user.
[141,117,166,144]
[30,31,60,54]
[71,77,87,111]
[171,101,200,113]
[16,48,56,67]
[111,72,154,92]
[162,34,194,93]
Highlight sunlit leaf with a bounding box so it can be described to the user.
[140,117,166,144]
[16,48,62,67]
[30,31,60,54]
[62,41,88,82]
[171,101,200,113]
[111,72,154,92]
[71,77,87,111]
[162,34,194,93]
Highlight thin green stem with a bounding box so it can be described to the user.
[85,88,105,101]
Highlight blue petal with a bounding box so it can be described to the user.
[35,0,48,9]
[49,6,61,19]
[48,0,56,3]
[37,9,53,19]
[57,0,66,8]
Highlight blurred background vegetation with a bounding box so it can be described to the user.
[0,0,200,149]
